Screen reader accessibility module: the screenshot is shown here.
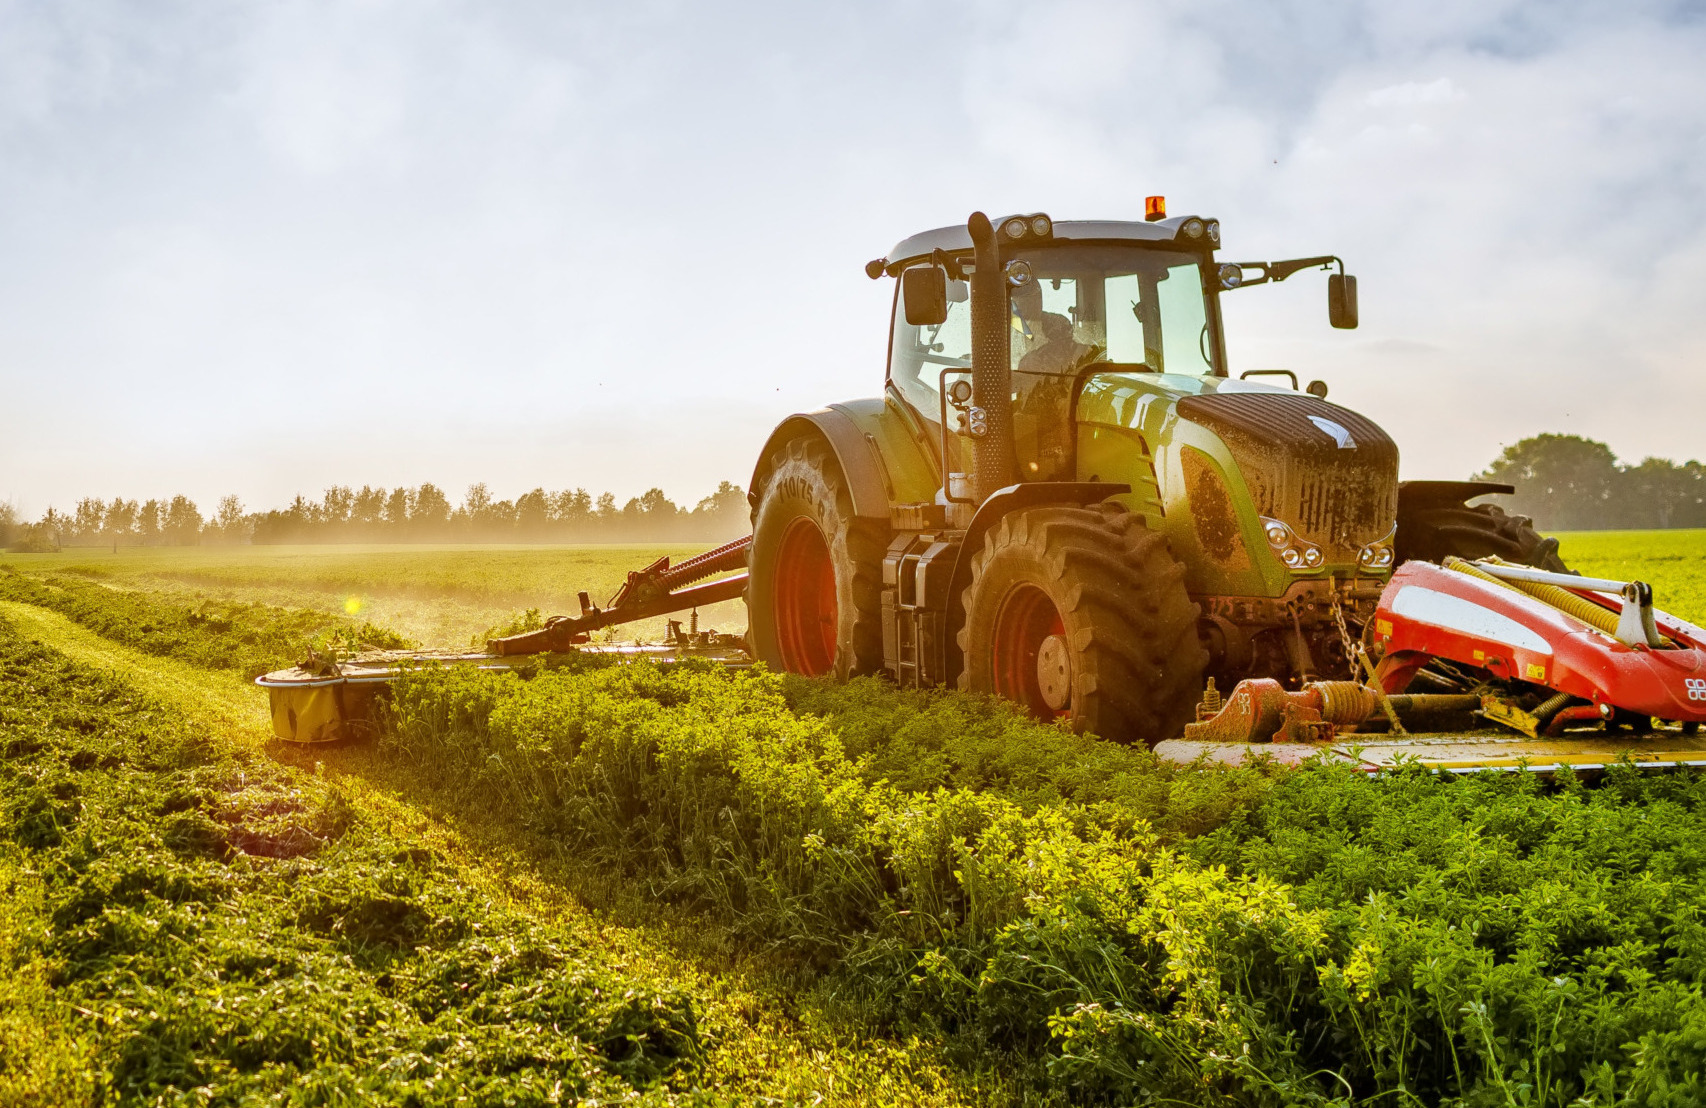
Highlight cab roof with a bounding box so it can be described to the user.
[881,216,1214,273]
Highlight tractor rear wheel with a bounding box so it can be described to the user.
[747,436,887,679]
[956,503,1206,746]
[1396,496,1568,571]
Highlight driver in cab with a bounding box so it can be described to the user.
[1010,279,1092,377]
[1007,278,1086,480]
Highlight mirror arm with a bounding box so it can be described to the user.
[1266,255,1342,283]
[931,248,969,283]
[1224,255,1342,290]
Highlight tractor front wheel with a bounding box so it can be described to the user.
[1396,494,1568,572]
[957,504,1206,745]
[747,436,886,678]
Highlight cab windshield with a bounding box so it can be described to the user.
[889,244,1217,421]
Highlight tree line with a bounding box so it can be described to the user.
[5,432,1701,553]
[1476,434,1706,531]
[0,481,750,551]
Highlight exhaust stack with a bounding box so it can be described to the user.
[967,211,1019,500]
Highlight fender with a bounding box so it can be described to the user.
[750,408,893,522]
[1397,480,1516,513]
[941,481,1130,683]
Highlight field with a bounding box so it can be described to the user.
[4,530,1706,1105]
[0,543,750,649]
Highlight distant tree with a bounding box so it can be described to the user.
[164,496,203,546]
[104,499,138,544]
[413,484,451,538]
[464,483,493,520]
[1617,458,1706,529]
[322,486,355,526]
[516,488,549,538]
[138,500,163,545]
[383,487,411,528]
[552,488,593,536]
[210,495,248,543]
[73,498,107,543]
[692,481,749,540]
[1477,434,1619,531]
[596,492,618,525]
[352,486,387,533]
[621,488,680,538]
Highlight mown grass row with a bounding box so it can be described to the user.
[12,567,1706,1104]
[0,616,711,1105]
[0,567,408,678]
[382,661,1706,1106]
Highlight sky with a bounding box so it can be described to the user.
[3,0,1705,517]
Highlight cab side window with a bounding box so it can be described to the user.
[888,272,971,422]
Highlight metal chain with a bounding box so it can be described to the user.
[1329,588,1360,680]
[1331,584,1406,734]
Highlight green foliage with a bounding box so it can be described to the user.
[475,606,546,647]
[0,568,410,677]
[782,675,1274,838]
[0,616,704,1104]
[382,660,1706,1106]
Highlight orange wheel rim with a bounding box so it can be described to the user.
[773,517,837,675]
[990,584,1069,719]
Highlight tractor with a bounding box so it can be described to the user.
[741,205,1560,745]
[269,205,1706,769]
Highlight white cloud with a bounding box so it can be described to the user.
[1365,77,1462,107]
[2,0,1705,518]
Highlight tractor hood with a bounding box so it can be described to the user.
[1079,373,1399,581]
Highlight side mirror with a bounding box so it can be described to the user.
[1328,273,1358,329]
[903,266,948,326]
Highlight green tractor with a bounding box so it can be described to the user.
[743,206,1563,745]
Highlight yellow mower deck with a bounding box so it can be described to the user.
[1156,726,1706,775]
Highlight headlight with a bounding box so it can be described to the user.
[1357,527,1397,572]
[1030,215,1052,236]
[1261,515,1325,574]
[1181,218,1205,239]
[1206,220,1220,245]
[1003,218,1027,239]
[1219,263,1243,290]
[1004,260,1033,287]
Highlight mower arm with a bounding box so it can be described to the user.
[488,536,751,655]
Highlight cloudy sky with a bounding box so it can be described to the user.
[3,0,1704,516]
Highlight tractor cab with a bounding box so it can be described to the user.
[874,208,1359,511]
[885,218,1228,487]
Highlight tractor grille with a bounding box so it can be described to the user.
[1176,391,1398,562]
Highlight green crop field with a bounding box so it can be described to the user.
[1553,529,1706,626]
[0,543,749,650]
[4,529,1706,1105]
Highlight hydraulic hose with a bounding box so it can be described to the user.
[1445,556,1671,646]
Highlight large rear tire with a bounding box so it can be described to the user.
[747,436,887,678]
[956,504,1206,745]
[1396,494,1567,571]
